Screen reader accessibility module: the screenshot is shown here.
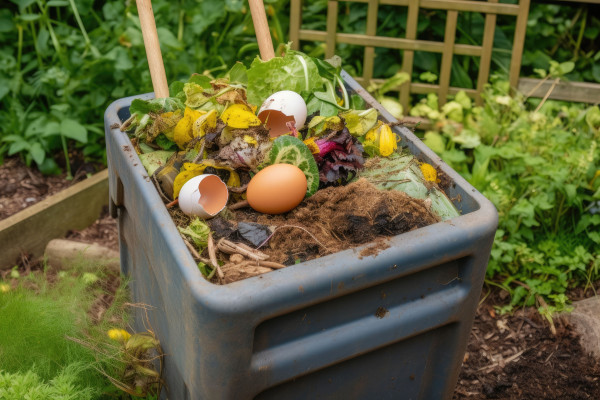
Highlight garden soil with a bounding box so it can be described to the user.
[3,161,600,398]
[454,287,600,399]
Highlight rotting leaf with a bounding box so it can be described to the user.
[237,222,273,247]
[340,108,378,137]
[173,107,206,147]
[308,115,344,136]
[220,104,261,129]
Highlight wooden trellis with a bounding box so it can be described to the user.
[289,0,600,109]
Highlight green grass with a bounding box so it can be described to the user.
[0,258,131,397]
[0,363,95,400]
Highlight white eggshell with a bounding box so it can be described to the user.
[178,174,229,218]
[258,90,307,137]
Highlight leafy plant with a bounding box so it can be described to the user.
[0,364,95,400]
[409,78,600,311]
[0,0,290,174]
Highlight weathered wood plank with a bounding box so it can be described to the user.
[518,78,600,104]
[332,0,521,14]
[289,0,302,50]
[476,0,498,106]
[509,0,530,90]
[325,1,339,58]
[361,0,379,87]
[299,30,483,56]
[0,169,109,269]
[400,0,420,111]
[438,10,458,106]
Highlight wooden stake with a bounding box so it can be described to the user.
[136,0,169,98]
[248,0,275,61]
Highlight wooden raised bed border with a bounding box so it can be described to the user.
[0,170,109,269]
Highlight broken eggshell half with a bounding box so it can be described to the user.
[178,174,229,218]
[258,90,307,138]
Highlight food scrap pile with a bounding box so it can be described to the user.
[120,45,459,284]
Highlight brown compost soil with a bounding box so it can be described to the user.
[187,178,439,283]
[453,286,600,399]
[233,178,438,263]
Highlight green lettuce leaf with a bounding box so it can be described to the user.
[178,218,211,249]
[247,44,322,107]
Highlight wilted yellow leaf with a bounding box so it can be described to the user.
[220,104,261,129]
[192,109,217,139]
[173,161,240,199]
[173,107,206,147]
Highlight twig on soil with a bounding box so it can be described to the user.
[517,315,541,330]
[217,238,269,261]
[166,199,178,208]
[477,349,525,372]
[207,232,224,282]
[229,200,250,210]
[120,114,136,132]
[242,260,286,269]
[183,238,214,268]
[183,238,201,259]
[227,184,249,194]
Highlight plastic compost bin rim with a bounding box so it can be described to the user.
[105,73,498,312]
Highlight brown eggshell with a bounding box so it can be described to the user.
[247,164,308,214]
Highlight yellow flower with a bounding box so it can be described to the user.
[108,329,131,342]
[0,283,10,293]
[420,163,439,183]
[378,124,397,157]
[364,122,398,157]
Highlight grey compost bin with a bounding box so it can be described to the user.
[104,72,498,400]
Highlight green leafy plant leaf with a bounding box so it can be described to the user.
[268,135,320,197]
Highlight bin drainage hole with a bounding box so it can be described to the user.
[375,307,389,319]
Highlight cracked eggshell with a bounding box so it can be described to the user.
[178,174,229,218]
[258,90,307,138]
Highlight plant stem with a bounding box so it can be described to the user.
[533,78,560,113]
[177,8,184,42]
[573,8,587,62]
[68,0,100,58]
[213,15,233,50]
[17,24,23,72]
[37,0,67,66]
[61,135,72,179]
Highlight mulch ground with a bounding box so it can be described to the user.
[454,289,600,399]
[3,157,600,398]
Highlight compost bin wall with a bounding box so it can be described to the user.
[105,74,498,400]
